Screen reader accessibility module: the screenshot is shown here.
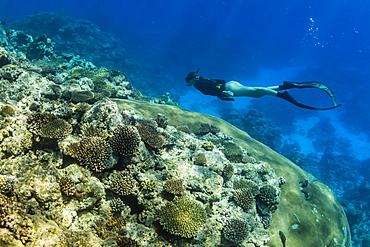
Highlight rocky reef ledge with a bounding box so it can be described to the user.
[0,25,350,246]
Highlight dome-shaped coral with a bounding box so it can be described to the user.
[157,196,207,238]
[222,218,250,244]
[66,137,113,172]
[108,125,141,155]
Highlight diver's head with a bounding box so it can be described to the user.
[185,69,200,86]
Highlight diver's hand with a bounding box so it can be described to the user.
[222,91,234,97]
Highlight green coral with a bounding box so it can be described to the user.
[158,196,207,238]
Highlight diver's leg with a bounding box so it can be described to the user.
[225,81,278,98]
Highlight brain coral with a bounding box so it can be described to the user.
[157,196,207,238]
[222,218,250,244]
[108,125,141,155]
[66,137,113,172]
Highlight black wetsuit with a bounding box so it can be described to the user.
[193,77,234,101]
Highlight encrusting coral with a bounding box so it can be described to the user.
[65,137,113,172]
[157,196,207,238]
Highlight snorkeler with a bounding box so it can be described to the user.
[185,69,341,110]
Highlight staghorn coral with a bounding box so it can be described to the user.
[135,119,165,149]
[110,171,137,196]
[164,178,185,195]
[108,125,141,155]
[233,179,260,194]
[222,218,250,244]
[222,141,245,163]
[65,137,113,172]
[58,177,76,196]
[157,196,207,238]
[258,185,279,206]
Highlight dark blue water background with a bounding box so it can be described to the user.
[1,1,370,244]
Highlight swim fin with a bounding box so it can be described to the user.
[277,91,341,110]
[279,81,339,107]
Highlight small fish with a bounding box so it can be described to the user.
[279,230,286,247]
[0,21,6,25]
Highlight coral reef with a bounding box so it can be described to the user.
[0,25,352,247]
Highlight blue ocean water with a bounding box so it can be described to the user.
[1,0,370,245]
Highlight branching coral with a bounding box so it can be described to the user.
[135,119,176,149]
[234,188,256,210]
[28,112,72,139]
[65,137,113,172]
[58,177,76,196]
[222,218,250,244]
[108,125,141,155]
[109,171,137,196]
[157,196,207,238]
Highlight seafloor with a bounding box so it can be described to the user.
[0,21,351,246]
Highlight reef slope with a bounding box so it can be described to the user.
[113,98,351,247]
